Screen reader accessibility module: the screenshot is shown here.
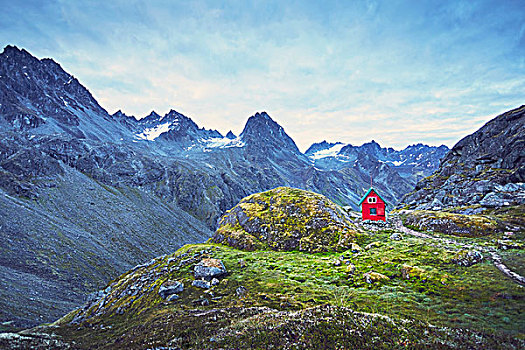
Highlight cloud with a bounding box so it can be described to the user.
[1,0,524,151]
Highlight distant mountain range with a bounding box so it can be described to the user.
[0,45,452,328]
[305,140,449,185]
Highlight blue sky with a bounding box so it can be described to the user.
[1,0,524,150]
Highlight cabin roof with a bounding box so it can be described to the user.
[358,188,387,206]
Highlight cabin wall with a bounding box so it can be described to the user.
[361,191,386,221]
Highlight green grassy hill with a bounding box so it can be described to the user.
[3,188,523,349]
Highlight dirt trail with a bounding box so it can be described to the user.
[391,218,525,287]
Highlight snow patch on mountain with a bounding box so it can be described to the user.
[136,122,173,140]
[310,143,347,159]
[203,137,245,149]
[388,160,406,166]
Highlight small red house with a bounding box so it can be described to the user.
[359,188,387,221]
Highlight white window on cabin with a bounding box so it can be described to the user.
[368,197,377,203]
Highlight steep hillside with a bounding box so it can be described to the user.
[399,105,525,210]
[0,161,212,329]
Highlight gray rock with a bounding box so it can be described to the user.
[166,294,179,302]
[390,233,402,240]
[236,286,247,297]
[452,250,483,267]
[239,259,246,269]
[194,258,227,280]
[159,281,184,299]
[192,279,211,289]
[397,106,525,210]
[211,278,220,286]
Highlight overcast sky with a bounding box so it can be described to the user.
[1,0,524,151]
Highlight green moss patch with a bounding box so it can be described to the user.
[210,187,360,252]
[402,210,500,237]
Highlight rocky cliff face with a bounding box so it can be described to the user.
[399,105,525,210]
[0,45,131,141]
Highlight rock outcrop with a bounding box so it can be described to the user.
[210,187,360,252]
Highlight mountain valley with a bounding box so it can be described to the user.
[0,45,524,349]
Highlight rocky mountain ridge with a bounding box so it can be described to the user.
[0,45,448,211]
[399,105,525,211]
[0,45,131,141]
[306,140,449,186]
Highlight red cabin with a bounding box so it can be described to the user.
[359,188,387,221]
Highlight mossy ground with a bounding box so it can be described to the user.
[49,226,524,349]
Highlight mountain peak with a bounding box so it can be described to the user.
[361,140,381,150]
[142,111,161,122]
[112,110,137,121]
[113,110,126,117]
[253,111,272,120]
[225,131,236,139]
[1,45,26,56]
[166,109,181,117]
[240,112,301,155]
[0,45,129,140]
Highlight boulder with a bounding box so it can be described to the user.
[210,187,360,253]
[239,259,247,269]
[192,279,211,289]
[365,241,381,250]
[390,233,402,240]
[451,250,483,267]
[194,258,227,280]
[236,286,248,297]
[497,240,523,250]
[346,264,356,275]
[364,272,389,284]
[350,243,362,253]
[166,294,179,302]
[159,281,184,299]
[400,265,425,279]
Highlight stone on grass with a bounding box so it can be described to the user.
[365,241,381,250]
[159,281,184,299]
[192,279,211,289]
[236,286,247,297]
[239,259,246,268]
[452,250,483,267]
[400,265,425,279]
[364,271,389,284]
[350,243,362,253]
[390,233,402,240]
[166,294,179,302]
[346,264,356,275]
[194,258,227,280]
